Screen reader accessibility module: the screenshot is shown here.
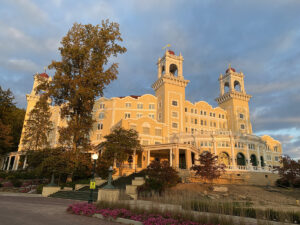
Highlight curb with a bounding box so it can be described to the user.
[93,213,143,225]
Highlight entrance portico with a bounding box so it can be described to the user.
[142,143,199,170]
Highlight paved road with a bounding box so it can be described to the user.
[0,193,119,225]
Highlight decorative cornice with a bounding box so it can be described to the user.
[152,75,189,91]
[215,91,252,104]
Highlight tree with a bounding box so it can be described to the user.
[26,148,92,182]
[22,96,53,151]
[100,127,142,175]
[276,155,300,187]
[137,161,180,194]
[191,152,226,183]
[0,86,25,154]
[38,20,126,160]
[0,120,13,155]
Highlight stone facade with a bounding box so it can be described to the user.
[1,50,282,177]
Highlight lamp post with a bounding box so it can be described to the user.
[88,153,98,204]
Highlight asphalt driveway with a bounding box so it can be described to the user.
[0,193,119,225]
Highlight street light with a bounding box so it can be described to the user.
[88,153,98,204]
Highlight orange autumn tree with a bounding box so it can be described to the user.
[191,152,226,183]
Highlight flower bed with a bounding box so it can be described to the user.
[67,203,216,225]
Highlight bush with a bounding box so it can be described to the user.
[138,161,180,195]
[292,178,300,188]
[0,183,2,188]
[11,179,22,187]
[0,171,7,179]
[36,184,44,194]
[276,178,290,187]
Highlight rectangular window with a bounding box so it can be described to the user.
[96,134,101,140]
[195,109,197,114]
[191,109,194,113]
[240,114,244,119]
[275,156,279,161]
[99,112,105,119]
[172,111,178,118]
[201,120,203,125]
[172,100,178,106]
[195,119,197,124]
[137,113,143,118]
[137,103,143,109]
[155,128,162,136]
[125,113,131,119]
[143,127,150,134]
[99,103,105,109]
[200,110,203,115]
[185,127,188,133]
[204,111,206,116]
[97,123,103,130]
[148,114,154,119]
[149,104,155,109]
[191,128,194,134]
[158,102,162,109]
[213,113,215,117]
[155,141,161,145]
[222,115,225,119]
[241,124,245,129]
[125,102,131,108]
[158,113,162,120]
[172,122,178,128]
[210,112,212,117]
[185,107,187,112]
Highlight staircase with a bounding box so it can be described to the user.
[49,171,146,201]
[49,190,98,201]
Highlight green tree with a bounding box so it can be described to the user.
[39,20,126,160]
[101,127,142,175]
[138,161,180,194]
[191,152,226,183]
[0,120,13,155]
[0,86,25,154]
[22,96,53,151]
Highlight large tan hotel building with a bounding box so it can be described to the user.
[1,50,282,180]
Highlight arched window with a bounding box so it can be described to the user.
[260,156,265,167]
[169,64,178,76]
[236,153,246,166]
[219,152,230,166]
[250,154,258,166]
[234,80,241,92]
[224,82,230,93]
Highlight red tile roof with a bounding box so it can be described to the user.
[39,73,49,78]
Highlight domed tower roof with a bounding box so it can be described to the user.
[226,66,236,73]
[39,72,49,78]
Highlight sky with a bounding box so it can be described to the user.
[0,0,300,157]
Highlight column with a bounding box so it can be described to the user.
[147,150,150,166]
[257,146,261,170]
[186,150,192,169]
[133,150,136,170]
[230,135,236,169]
[23,156,27,169]
[175,148,179,169]
[246,144,251,170]
[13,155,19,171]
[6,156,11,171]
[169,149,173,167]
